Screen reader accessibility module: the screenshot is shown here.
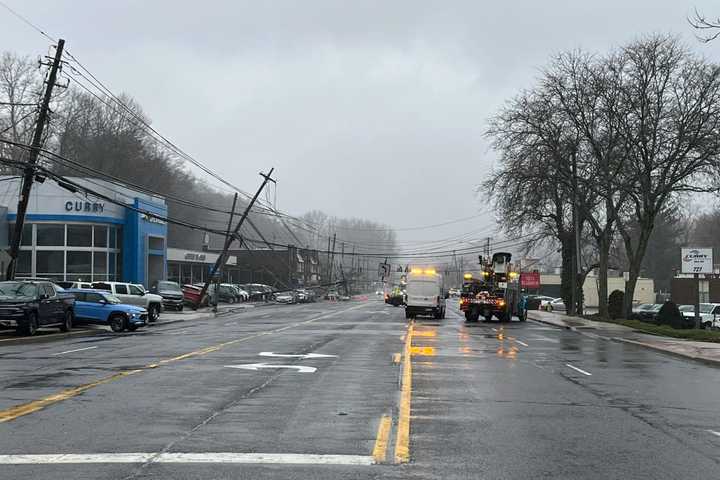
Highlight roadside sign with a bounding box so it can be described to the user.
[681,248,713,274]
[520,272,541,289]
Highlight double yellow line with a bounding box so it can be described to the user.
[395,322,413,463]
[371,321,414,464]
[0,304,366,423]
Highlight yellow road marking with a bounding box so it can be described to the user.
[410,346,435,356]
[412,330,436,337]
[0,304,367,423]
[394,322,413,463]
[372,414,392,463]
[392,353,401,364]
[0,369,142,422]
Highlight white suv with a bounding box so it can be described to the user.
[92,282,164,322]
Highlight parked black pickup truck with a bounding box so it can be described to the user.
[0,281,75,336]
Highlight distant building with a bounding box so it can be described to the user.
[538,273,655,306]
[207,245,320,289]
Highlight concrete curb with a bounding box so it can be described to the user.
[527,314,575,331]
[529,312,720,368]
[611,337,720,367]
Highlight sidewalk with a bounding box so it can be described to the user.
[529,310,720,366]
[155,301,268,325]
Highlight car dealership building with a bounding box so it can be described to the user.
[0,176,168,286]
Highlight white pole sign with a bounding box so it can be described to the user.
[681,248,713,274]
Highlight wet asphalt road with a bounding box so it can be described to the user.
[1,299,720,479]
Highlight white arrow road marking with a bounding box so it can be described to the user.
[565,363,592,376]
[707,429,720,438]
[51,346,97,356]
[258,352,337,359]
[225,363,317,373]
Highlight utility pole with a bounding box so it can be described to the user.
[6,39,65,280]
[329,233,337,285]
[484,237,491,259]
[212,193,238,313]
[571,150,581,316]
[198,169,275,308]
[325,235,331,282]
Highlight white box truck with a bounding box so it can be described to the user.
[405,268,446,319]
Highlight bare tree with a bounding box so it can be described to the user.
[542,50,633,318]
[0,53,42,167]
[689,8,720,43]
[484,85,594,314]
[614,35,720,317]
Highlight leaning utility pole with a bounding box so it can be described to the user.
[198,169,275,308]
[6,39,65,280]
[211,193,238,313]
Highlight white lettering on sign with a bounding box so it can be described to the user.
[224,363,317,373]
[64,201,105,213]
[184,253,207,261]
[141,213,166,225]
[258,352,337,359]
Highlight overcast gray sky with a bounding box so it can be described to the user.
[1,0,718,248]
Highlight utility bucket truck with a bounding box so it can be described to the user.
[459,252,523,322]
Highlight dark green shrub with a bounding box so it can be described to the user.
[608,290,624,320]
[657,301,688,329]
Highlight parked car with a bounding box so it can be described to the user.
[56,281,93,290]
[630,303,662,322]
[680,303,720,328]
[220,284,245,303]
[196,283,242,304]
[182,284,207,309]
[150,280,185,311]
[233,285,250,301]
[244,283,274,301]
[68,289,147,332]
[296,289,316,303]
[275,291,297,304]
[92,282,163,322]
[547,298,566,312]
[534,296,557,310]
[0,280,75,335]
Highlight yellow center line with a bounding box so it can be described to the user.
[394,321,413,463]
[372,414,392,463]
[0,303,367,423]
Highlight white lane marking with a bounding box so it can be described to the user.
[530,335,559,343]
[225,363,317,373]
[259,352,337,359]
[51,346,98,356]
[491,328,498,332]
[707,430,720,438]
[565,363,592,376]
[0,453,374,465]
[515,340,529,347]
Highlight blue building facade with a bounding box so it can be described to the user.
[1,177,167,286]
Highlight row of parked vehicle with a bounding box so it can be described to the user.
[0,279,156,336]
[631,302,720,328]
